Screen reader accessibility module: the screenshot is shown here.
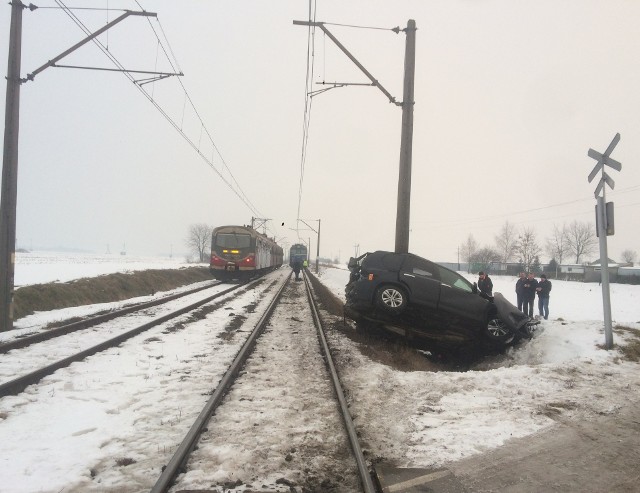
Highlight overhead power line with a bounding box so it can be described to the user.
[295,0,317,242]
[422,184,640,229]
[52,0,264,219]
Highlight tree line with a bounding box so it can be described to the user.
[460,220,638,274]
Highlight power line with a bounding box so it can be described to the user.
[295,0,317,241]
[322,21,400,32]
[53,0,264,219]
[421,184,640,229]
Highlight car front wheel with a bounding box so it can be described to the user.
[486,318,514,343]
[376,285,408,313]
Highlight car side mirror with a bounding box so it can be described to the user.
[347,257,358,270]
[472,282,478,294]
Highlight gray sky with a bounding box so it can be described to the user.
[1,0,639,262]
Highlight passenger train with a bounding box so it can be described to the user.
[210,225,283,280]
[289,243,308,267]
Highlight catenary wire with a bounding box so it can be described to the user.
[295,0,317,243]
[52,0,264,219]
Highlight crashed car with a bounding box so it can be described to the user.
[344,251,535,350]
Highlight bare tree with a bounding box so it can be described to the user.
[459,234,478,273]
[186,223,213,262]
[620,249,638,264]
[470,247,501,273]
[515,227,541,272]
[565,220,596,264]
[546,223,570,273]
[494,220,518,263]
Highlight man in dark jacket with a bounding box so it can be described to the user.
[478,271,493,298]
[536,273,552,320]
[292,260,302,281]
[515,272,526,311]
[522,272,538,317]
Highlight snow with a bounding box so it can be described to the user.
[0,256,639,492]
[14,251,195,287]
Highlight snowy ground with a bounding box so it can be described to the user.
[14,251,196,287]
[0,255,639,492]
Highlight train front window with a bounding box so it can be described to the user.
[215,233,251,249]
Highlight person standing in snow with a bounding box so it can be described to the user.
[515,272,526,311]
[536,273,552,320]
[292,259,302,281]
[522,272,538,318]
[478,271,493,298]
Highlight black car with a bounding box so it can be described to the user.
[344,251,529,349]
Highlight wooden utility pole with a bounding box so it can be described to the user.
[0,1,24,332]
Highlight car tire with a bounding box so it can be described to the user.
[375,285,408,313]
[486,318,514,344]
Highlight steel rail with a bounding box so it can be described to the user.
[149,272,291,493]
[303,272,377,493]
[0,281,251,398]
[0,281,221,354]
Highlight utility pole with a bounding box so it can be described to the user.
[293,19,417,255]
[1,5,165,331]
[0,1,25,333]
[299,218,320,273]
[394,19,416,254]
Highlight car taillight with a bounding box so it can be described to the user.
[243,254,256,267]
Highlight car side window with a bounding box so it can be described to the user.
[403,256,440,281]
[438,266,473,293]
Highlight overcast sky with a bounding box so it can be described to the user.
[1,0,639,262]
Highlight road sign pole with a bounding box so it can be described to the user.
[596,195,614,349]
[588,133,621,350]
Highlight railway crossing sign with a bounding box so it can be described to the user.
[588,133,622,198]
[587,133,622,351]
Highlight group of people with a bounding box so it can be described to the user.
[477,271,552,320]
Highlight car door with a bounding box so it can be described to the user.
[399,256,441,309]
[436,266,488,324]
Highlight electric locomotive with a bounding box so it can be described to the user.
[289,243,308,267]
[210,225,283,280]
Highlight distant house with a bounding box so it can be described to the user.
[618,265,640,284]
[583,259,619,283]
[557,263,586,281]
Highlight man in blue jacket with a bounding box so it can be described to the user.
[536,273,552,320]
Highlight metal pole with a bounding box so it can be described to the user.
[597,195,614,348]
[315,219,321,273]
[0,1,24,332]
[394,20,416,254]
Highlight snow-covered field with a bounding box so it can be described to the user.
[0,255,639,492]
[15,251,195,287]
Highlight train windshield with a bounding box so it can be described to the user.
[215,233,251,249]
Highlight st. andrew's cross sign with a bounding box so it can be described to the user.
[588,133,622,198]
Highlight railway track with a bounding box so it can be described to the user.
[0,279,253,397]
[0,268,378,492]
[151,269,376,493]
[0,280,222,354]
